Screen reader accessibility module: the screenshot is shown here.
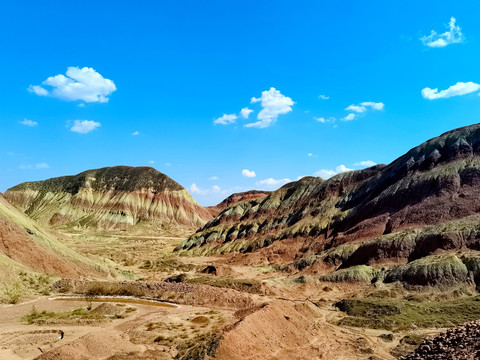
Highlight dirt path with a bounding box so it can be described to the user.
[0,296,205,360]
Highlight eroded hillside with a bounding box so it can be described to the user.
[5,166,212,235]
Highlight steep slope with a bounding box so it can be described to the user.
[5,166,212,235]
[0,193,107,288]
[176,123,480,286]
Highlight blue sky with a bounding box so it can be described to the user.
[1,1,480,206]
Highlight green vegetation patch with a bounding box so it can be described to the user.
[384,254,469,286]
[23,306,105,325]
[320,265,380,283]
[335,296,480,331]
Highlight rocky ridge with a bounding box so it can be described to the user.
[176,124,480,287]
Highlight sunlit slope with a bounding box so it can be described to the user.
[0,193,107,282]
[5,166,212,235]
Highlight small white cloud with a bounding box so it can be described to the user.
[421,17,464,48]
[247,87,294,128]
[20,119,38,127]
[315,164,353,179]
[242,169,256,178]
[148,160,155,164]
[345,105,367,113]
[258,177,291,186]
[132,131,140,136]
[308,153,313,157]
[209,176,219,180]
[214,113,238,125]
[190,183,222,195]
[70,120,101,134]
[29,66,116,103]
[343,113,356,121]
[422,81,480,100]
[20,163,50,170]
[165,162,171,166]
[315,116,336,123]
[190,183,203,194]
[240,107,253,119]
[318,94,330,100]
[360,101,384,110]
[354,160,376,167]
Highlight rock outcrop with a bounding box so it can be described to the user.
[5,166,212,234]
[176,123,480,287]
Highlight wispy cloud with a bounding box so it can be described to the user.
[354,160,376,167]
[208,176,219,180]
[257,177,291,186]
[421,17,464,48]
[360,102,384,110]
[422,81,480,99]
[70,120,101,134]
[343,113,356,121]
[242,169,256,178]
[20,163,50,170]
[132,131,140,136]
[190,183,222,195]
[247,88,294,128]
[214,114,238,125]
[315,164,353,179]
[315,116,336,123]
[28,66,116,103]
[345,105,367,113]
[318,94,330,100]
[20,119,38,127]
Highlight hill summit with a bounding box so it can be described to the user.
[5,166,212,234]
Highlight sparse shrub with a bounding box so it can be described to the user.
[2,282,23,304]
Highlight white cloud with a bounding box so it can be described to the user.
[242,169,256,178]
[29,66,116,103]
[214,113,238,125]
[319,94,330,100]
[247,87,294,128]
[132,131,140,136]
[70,120,101,134]
[190,183,223,195]
[308,153,313,157]
[20,119,38,127]
[354,160,377,167]
[148,160,155,164]
[240,107,253,119]
[20,163,50,170]
[258,177,291,186]
[343,113,356,121]
[345,105,367,113]
[208,176,218,180]
[421,17,464,48]
[315,116,336,123]
[315,164,353,179]
[422,81,480,100]
[165,162,171,166]
[360,101,384,110]
[28,85,48,96]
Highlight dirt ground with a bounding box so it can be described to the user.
[0,233,448,360]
